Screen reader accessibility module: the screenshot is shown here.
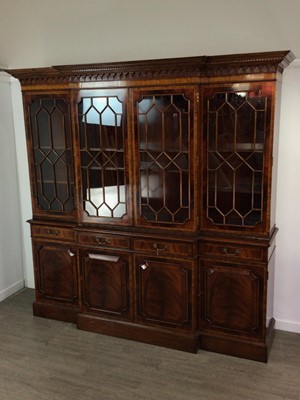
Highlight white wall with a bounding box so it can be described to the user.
[1,0,300,68]
[274,61,300,333]
[10,79,34,289]
[0,72,24,300]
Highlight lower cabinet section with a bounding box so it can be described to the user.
[32,241,79,322]
[80,250,132,320]
[199,260,265,338]
[135,257,194,331]
[198,259,274,362]
[77,254,198,353]
[30,234,274,361]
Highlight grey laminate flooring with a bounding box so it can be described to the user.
[0,289,299,400]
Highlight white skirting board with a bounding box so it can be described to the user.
[275,319,300,334]
[0,280,25,302]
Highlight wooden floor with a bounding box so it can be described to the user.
[0,289,299,400]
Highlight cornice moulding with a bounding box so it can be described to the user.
[6,50,295,86]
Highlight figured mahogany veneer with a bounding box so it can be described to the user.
[199,242,266,263]
[78,232,130,250]
[9,50,295,362]
[32,225,76,242]
[133,239,195,258]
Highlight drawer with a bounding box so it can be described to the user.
[134,239,193,258]
[78,232,130,250]
[31,225,76,241]
[199,242,266,262]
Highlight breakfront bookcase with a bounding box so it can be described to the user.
[8,50,294,362]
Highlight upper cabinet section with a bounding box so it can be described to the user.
[201,83,274,236]
[10,51,295,234]
[133,87,196,230]
[76,89,132,225]
[24,94,76,220]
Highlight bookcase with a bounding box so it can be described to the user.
[8,50,294,361]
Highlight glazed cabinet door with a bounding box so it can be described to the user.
[33,241,78,304]
[135,256,194,330]
[132,87,197,231]
[199,260,266,339]
[24,93,76,220]
[80,250,132,320]
[76,89,132,226]
[201,82,275,236]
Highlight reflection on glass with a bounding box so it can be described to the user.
[207,91,266,227]
[85,185,126,217]
[78,96,127,218]
[137,93,190,224]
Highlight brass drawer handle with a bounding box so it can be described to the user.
[223,247,240,256]
[46,229,60,236]
[95,237,111,245]
[88,253,119,262]
[153,243,168,256]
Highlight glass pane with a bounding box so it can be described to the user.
[164,104,181,151]
[217,103,235,150]
[140,170,164,217]
[137,93,191,225]
[235,164,253,215]
[29,98,75,213]
[216,165,234,215]
[207,90,266,227]
[36,109,51,149]
[78,95,127,219]
[52,108,67,149]
[236,102,256,146]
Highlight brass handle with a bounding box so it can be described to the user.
[95,237,110,245]
[46,229,60,236]
[153,243,168,256]
[223,247,240,256]
[88,253,119,262]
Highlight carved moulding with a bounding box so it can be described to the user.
[7,50,295,85]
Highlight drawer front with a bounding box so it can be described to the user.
[31,225,76,241]
[134,239,193,258]
[78,232,130,250]
[199,242,266,262]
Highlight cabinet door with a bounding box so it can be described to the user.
[135,256,194,330]
[199,260,266,338]
[76,89,132,225]
[133,87,197,231]
[34,242,78,304]
[80,250,132,320]
[24,94,76,219]
[201,83,275,236]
